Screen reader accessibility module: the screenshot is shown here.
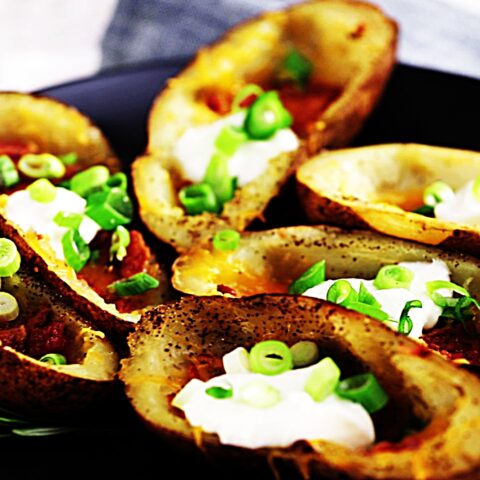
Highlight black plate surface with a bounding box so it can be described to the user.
[3,61,480,479]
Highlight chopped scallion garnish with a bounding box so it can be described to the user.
[58,152,78,166]
[179,183,219,215]
[213,229,240,251]
[290,341,320,368]
[203,152,237,206]
[423,181,454,206]
[39,353,67,365]
[336,372,389,413]
[239,380,280,408]
[108,272,159,297]
[61,229,90,272]
[231,84,264,112]
[0,238,21,277]
[86,187,133,230]
[279,49,313,87]
[305,357,341,402]
[0,155,19,188]
[398,300,422,335]
[326,279,357,305]
[70,165,110,198]
[374,265,413,290]
[249,340,293,376]
[53,211,83,230]
[288,260,326,295]
[18,153,66,179]
[110,225,130,262]
[27,179,57,203]
[205,386,233,399]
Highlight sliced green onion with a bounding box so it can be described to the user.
[0,238,21,277]
[239,380,281,408]
[471,175,480,202]
[358,282,381,307]
[454,296,478,322]
[58,152,78,166]
[61,229,90,272]
[279,49,313,87]
[426,280,474,308]
[18,153,66,179]
[27,179,57,203]
[39,353,67,365]
[213,229,240,251]
[423,181,454,206]
[288,260,326,295]
[179,183,219,215]
[203,152,237,206]
[374,265,413,290]
[53,211,83,230]
[305,357,341,402]
[413,204,435,217]
[215,126,248,156]
[0,291,19,322]
[290,341,320,368]
[336,372,389,413]
[326,279,358,305]
[0,155,19,188]
[231,84,264,112]
[249,340,293,376]
[244,91,292,140]
[108,272,159,297]
[86,187,133,230]
[398,300,422,335]
[106,172,128,191]
[205,386,233,399]
[110,225,131,262]
[346,302,390,322]
[70,165,110,198]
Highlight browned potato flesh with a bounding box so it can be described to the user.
[296,143,480,256]
[121,295,480,479]
[133,0,397,252]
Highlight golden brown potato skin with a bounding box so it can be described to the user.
[121,295,480,479]
[296,143,480,257]
[0,92,119,172]
[133,0,397,252]
[0,266,118,416]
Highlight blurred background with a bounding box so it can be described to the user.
[1,0,479,92]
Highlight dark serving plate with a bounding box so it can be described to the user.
[2,61,480,480]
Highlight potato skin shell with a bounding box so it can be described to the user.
[296,143,480,258]
[134,0,398,252]
[121,295,480,479]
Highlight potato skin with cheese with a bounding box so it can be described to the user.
[0,265,118,416]
[133,0,397,252]
[0,92,173,340]
[296,143,480,257]
[121,295,480,479]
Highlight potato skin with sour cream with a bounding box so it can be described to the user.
[172,225,480,365]
[120,295,480,479]
[296,143,480,258]
[133,0,397,252]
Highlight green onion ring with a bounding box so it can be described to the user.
[326,279,358,305]
[288,260,326,295]
[336,372,389,413]
[231,84,264,111]
[249,340,293,376]
[61,229,90,272]
[0,155,19,188]
[374,265,414,290]
[213,229,240,251]
[0,238,21,277]
[290,341,320,368]
[423,180,454,206]
[205,386,233,399]
[108,272,159,297]
[398,300,422,335]
[18,153,66,179]
[39,353,67,365]
[305,357,341,402]
[179,183,219,215]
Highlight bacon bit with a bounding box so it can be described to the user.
[26,307,68,358]
[120,230,152,278]
[0,142,34,158]
[372,434,422,453]
[350,23,366,39]
[198,90,233,115]
[0,325,27,352]
[238,93,258,109]
[188,353,223,381]
[217,284,237,296]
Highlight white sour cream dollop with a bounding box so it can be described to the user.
[4,187,100,261]
[173,349,375,450]
[173,111,299,186]
[434,180,480,225]
[303,260,451,339]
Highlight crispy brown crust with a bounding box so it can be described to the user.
[121,295,480,479]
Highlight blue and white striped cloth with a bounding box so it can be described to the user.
[101,0,480,80]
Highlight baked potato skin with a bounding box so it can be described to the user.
[0,92,118,173]
[296,143,480,257]
[133,0,397,252]
[121,295,480,479]
[172,224,480,299]
[0,265,119,416]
